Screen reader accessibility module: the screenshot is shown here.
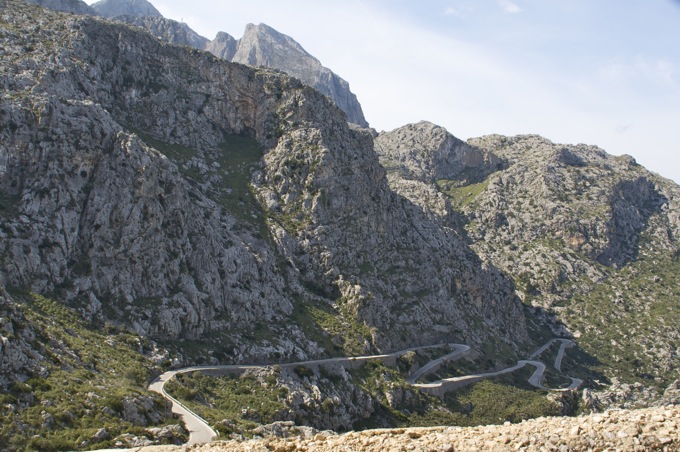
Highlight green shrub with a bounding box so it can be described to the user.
[294,366,315,379]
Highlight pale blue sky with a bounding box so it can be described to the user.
[87,1,680,182]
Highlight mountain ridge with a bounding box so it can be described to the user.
[26,0,370,127]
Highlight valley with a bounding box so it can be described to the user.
[151,338,582,445]
[0,0,678,450]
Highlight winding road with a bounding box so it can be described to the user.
[148,369,217,445]
[406,344,471,383]
[149,338,582,444]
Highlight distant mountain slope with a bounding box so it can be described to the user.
[91,0,161,17]
[376,122,680,392]
[118,15,210,49]
[24,0,96,15]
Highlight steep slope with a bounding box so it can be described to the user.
[2,1,305,361]
[375,123,680,397]
[0,0,528,365]
[231,23,369,128]
[0,290,187,450]
[91,0,162,18]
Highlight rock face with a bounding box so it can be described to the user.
[24,1,370,128]
[230,23,369,128]
[205,31,238,61]
[91,0,162,18]
[0,0,527,372]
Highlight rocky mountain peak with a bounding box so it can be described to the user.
[206,31,238,61]
[375,121,504,183]
[235,23,314,68]
[231,23,369,127]
[91,0,162,17]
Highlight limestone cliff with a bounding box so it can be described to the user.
[32,0,370,128]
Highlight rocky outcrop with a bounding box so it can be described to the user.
[0,293,46,385]
[375,121,503,183]
[91,0,162,18]
[141,405,680,451]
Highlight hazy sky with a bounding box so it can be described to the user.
[87,1,680,183]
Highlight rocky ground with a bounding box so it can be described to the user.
[140,405,678,451]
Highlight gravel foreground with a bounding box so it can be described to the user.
[140,405,678,451]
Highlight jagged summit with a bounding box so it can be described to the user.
[230,23,369,127]
[234,23,314,67]
[91,0,162,17]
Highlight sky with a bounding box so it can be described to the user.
[87,0,680,183]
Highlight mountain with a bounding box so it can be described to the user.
[91,0,161,17]
[2,0,678,449]
[1,0,525,376]
[205,31,238,61]
[0,2,533,445]
[375,121,680,391]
